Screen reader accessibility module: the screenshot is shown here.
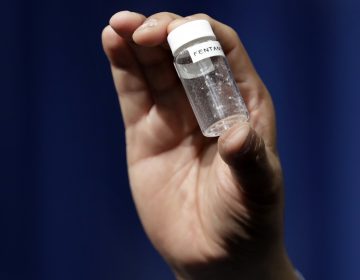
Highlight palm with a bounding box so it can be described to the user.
[129,112,228,263]
[103,11,280,268]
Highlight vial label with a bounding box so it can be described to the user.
[187,41,225,63]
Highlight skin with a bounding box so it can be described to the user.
[102,11,298,280]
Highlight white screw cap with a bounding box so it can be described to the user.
[167,20,216,55]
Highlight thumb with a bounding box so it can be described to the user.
[218,123,280,204]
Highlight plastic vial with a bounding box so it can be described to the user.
[167,20,249,137]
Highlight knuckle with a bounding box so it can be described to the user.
[226,26,239,38]
[254,82,270,100]
[254,134,265,158]
[246,129,262,155]
[191,13,211,21]
[149,11,180,21]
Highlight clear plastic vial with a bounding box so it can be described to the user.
[167,20,249,137]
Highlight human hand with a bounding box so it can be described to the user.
[102,11,297,280]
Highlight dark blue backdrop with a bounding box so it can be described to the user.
[1,0,359,279]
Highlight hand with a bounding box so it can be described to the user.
[102,11,297,280]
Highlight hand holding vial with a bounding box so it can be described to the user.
[102,11,299,280]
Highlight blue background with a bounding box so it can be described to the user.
[1,0,359,279]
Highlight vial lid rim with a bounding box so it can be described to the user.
[167,19,216,55]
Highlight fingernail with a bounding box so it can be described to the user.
[109,11,132,25]
[223,122,250,146]
[137,18,158,31]
[113,10,132,17]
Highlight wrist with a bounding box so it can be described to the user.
[172,249,298,280]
